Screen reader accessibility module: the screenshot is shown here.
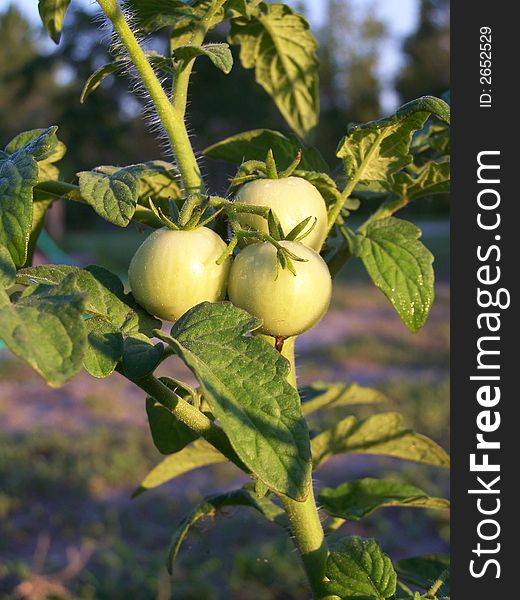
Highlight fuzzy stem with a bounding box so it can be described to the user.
[259,334,335,599]
[96,0,202,194]
[171,0,227,117]
[131,373,248,472]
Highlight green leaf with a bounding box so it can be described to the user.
[393,160,450,201]
[229,4,320,140]
[396,555,450,595]
[167,487,285,573]
[5,127,66,183]
[327,536,397,599]
[80,62,124,104]
[0,274,86,387]
[38,0,71,44]
[312,412,450,469]
[133,439,227,497]
[16,264,160,336]
[24,199,53,268]
[146,377,200,455]
[5,127,60,162]
[136,160,182,203]
[204,129,329,173]
[121,333,164,380]
[173,43,233,74]
[0,246,16,288]
[126,0,230,47]
[337,111,428,187]
[356,217,434,332]
[77,164,154,227]
[318,478,449,522]
[301,382,388,415]
[0,150,39,266]
[157,302,312,501]
[83,317,124,379]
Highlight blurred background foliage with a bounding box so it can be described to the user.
[0,2,450,598]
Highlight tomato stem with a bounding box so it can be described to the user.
[96,0,203,194]
[262,336,336,599]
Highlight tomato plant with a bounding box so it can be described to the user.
[0,1,451,598]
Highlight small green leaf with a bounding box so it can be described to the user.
[393,160,450,201]
[0,150,39,266]
[80,62,124,104]
[121,333,164,380]
[173,43,233,74]
[5,127,66,183]
[301,382,387,415]
[17,264,160,336]
[83,317,124,379]
[0,274,86,387]
[357,217,434,332]
[136,160,182,204]
[337,110,427,186]
[396,555,450,595]
[312,412,450,469]
[0,245,16,288]
[327,536,397,599]
[38,0,71,44]
[229,4,320,140]
[146,379,200,455]
[157,302,312,501]
[133,439,227,497]
[77,164,154,227]
[318,478,450,521]
[167,487,285,573]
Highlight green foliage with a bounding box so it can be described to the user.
[166,487,285,574]
[204,128,329,172]
[229,3,320,140]
[396,554,450,596]
[157,302,312,501]
[326,536,397,599]
[355,217,434,332]
[38,0,71,44]
[77,164,155,227]
[121,333,164,380]
[83,316,124,378]
[0,245,16,287]
[312,412,450,469]
[146,376,200,454]
[134,439,227,496]
[318,478,449,521]
[16,264,160,336]
[173,43,234,74]
[301,382,388,415]
[0,274,86,386]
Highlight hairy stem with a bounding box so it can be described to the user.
[260,335,335,599]
[131,373,248,472]
[96,0,202,194]
[171,0,227,118]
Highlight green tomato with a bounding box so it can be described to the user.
[228,240,332,337]
[234,176,328,251]
[128,227,231,321]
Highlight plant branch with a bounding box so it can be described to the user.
[131,373,248,473]
[171,0,227,118]
[261,336,336,600]
[96,0,202,194]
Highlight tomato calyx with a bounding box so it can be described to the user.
[229,147,303,191]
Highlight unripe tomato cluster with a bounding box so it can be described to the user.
[129,177,332,337]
